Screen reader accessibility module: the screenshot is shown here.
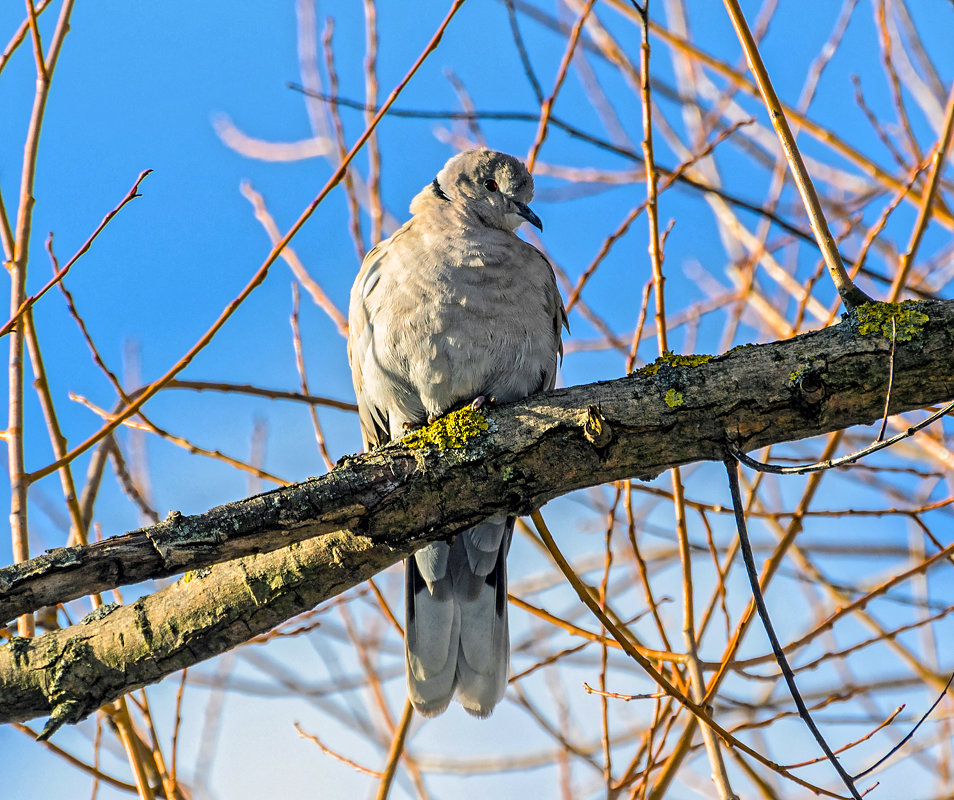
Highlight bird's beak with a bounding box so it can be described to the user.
[512,199,543,231]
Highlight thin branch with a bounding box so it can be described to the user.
[876,318,897,442]
[168,379,357,412]
[731,398,954,476]
[853,669,954,780]
[23,0,46,79]
[525,0,596,170]
[295,721,384,778]
[105,698,156,800]
[724,457,863,799]
[321,17,366,264]
[889,81,954,299]
[287,85,830,254]
[720,0,871,311]
[781,706,903,769]
[637,0,667,353]
[0,170,152,340]
[362,0,383,246]
[12,722,138,793]
[239,180,349,338]
[290,284,335,471]
[374,699,413,800]
[504,0,544,102]
[8,0,76,638]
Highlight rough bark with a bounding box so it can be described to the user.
[1,299,952,732]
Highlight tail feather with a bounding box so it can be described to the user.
[405,550,459,717]
[461,517,509,575]
[456,532,510,717]
[413,539,450,584]
[404,518,513,717]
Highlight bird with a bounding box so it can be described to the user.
[347,149,567,717]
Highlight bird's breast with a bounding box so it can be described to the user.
[382,256,556,414]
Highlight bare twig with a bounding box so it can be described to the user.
[889,81,954,299]
[8,0,76,638]
[724,457,863,799]
[525,0,597,171]
[295,721,384,778]
[240,181,349,338]
[290,283,335,471]
[731,399,954,475]
[12,722,138,793]
[877,318,897,442]
[853,669,954,780]
[720,0,871,311]
[0,170,151,340]
[374,699,413,800]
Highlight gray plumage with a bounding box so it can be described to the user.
[348,149,567,717]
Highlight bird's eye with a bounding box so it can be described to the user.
[484,180,498,192]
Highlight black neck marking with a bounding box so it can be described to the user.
[431,178,450,202]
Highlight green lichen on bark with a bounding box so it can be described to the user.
[79,603,121,624]
[854,301,929,342]
[665,389,684,407]
[39,637,100,739]
[637,351,714,376]
[725,343,756,356]
[181,567,212,583]
[6,636,30,668]
[402,407,490,450]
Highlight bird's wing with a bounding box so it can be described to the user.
[347,240,394,449]
[531,244,569,393]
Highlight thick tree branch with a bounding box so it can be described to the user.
[1,299,953,731]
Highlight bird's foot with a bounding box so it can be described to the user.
[422,397,491,427]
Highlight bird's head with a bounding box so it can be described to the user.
[432,149,542,233]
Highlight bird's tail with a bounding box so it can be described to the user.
[404,515,513,717]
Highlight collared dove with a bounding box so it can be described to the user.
[348,149,567,717]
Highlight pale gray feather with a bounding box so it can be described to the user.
[348,148,566,717]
